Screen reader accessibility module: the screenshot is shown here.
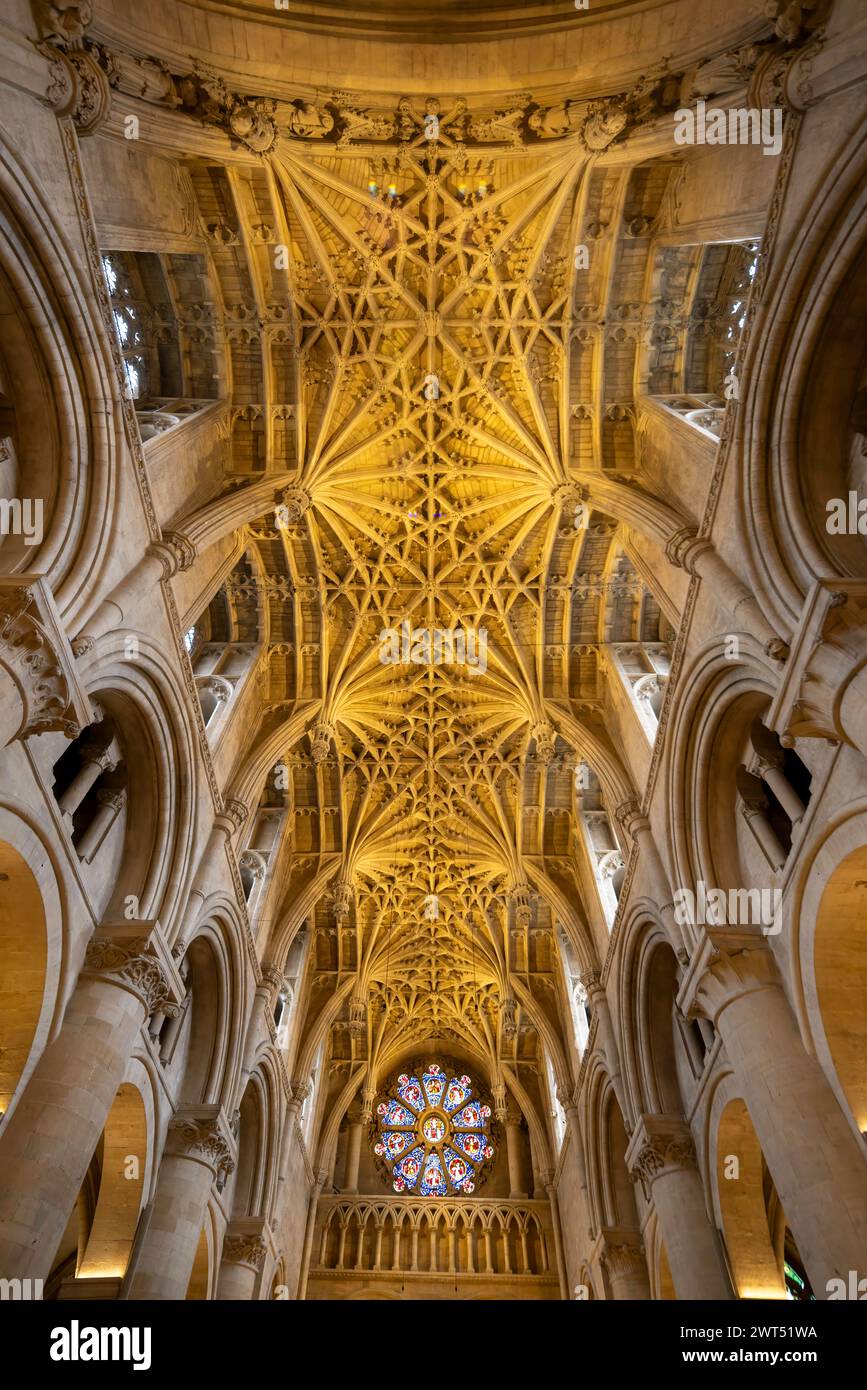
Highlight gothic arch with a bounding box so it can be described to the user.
[740,105,867,629]
[0,128,119,617]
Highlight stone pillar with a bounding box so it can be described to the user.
[504,1109,526,1199]
[680,932,867,1295]
[296,1170,327,1299]
[343,1116,364,1194]
[127,1106,236,1300]
[665,528,789,660]
[72,532,196,652]
[217,1218,271,1300]
[0,924,181,1280]
[597,1226,651,1299]
[57,744,118,822]
[627,1114,732,1299]
[173,798,248,954]
[543,1173,570,1300]
[615,799,690,959]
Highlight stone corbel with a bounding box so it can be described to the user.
[0,576,92,745]
[32,3,112,136]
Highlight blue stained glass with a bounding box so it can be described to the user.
[375,1066,494,1196]
[453,1130,485,1163]
[378,1099,416,1128]
[419,1151,447,1196]
[452,1101,485,1130]
[443,1146,473,1191]
[393,1145,424,1189]
[443,1075,472,1112]
[397,1074,425,1113]
[422,1066,447,1107]
[380,1131,415,1161]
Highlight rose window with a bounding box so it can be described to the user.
[374,1062,494,1195]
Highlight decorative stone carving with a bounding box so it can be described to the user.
[287,101,335,139]
[0,581,84,741]
[168,1108,236,1183]
[530,720,556,766]
[628,1116,697,1199]
[32,0,93,45]
[148,531,197,580]
[221,798,249,832]
[331,877,355,923]
[174,70,278,154]
[348,990,367,1038]
[309,720,336,764]
[581,99,628,151]
[83,932,180,1017]
[222,1232,268,1269]
[500,995,517,1040]
[277,484,312,525]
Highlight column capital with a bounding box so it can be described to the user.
[167,1104,236,1183]
[220,797,249,833]
[664,525,702,571]
[626,1114,697,1199]
[222,1217,273,1271]
[677,931,781,1025]
[83,921,184,1017]
[595,1226,646,1278]
[614,796,648,841]
[0,577,92,742]
[147,530,197,580]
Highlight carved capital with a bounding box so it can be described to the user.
[664,525,700,571]
[614,796,646,841]
[0,579,89,742]
[677,931,782,1026]
[220,797,248,832]
[44,46,111,135]
[147,531,197,580]
[599,1229,647,1280]
[83,922,183,1017]
[222,1230,268,1270]
[168,1105,236,1181]
[627,1114,697,1198]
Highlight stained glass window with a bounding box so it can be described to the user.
[373,1062,494,1195]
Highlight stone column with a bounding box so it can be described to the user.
[0,924,181,1280]
[343,1115,364,1194]
[615,799,690,958]
[127,1105,236,1300]
[217,1218,271,1301]
[172,798,248,954]
[680,932,867,1295]
[72,532,196,653]
[504,1108,526,1199]
[597,1226,651,1299]
[627,1114,732,1299]
[296,1169,327,1299]
[665,528,789,660]
[542,1173,570,1300]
